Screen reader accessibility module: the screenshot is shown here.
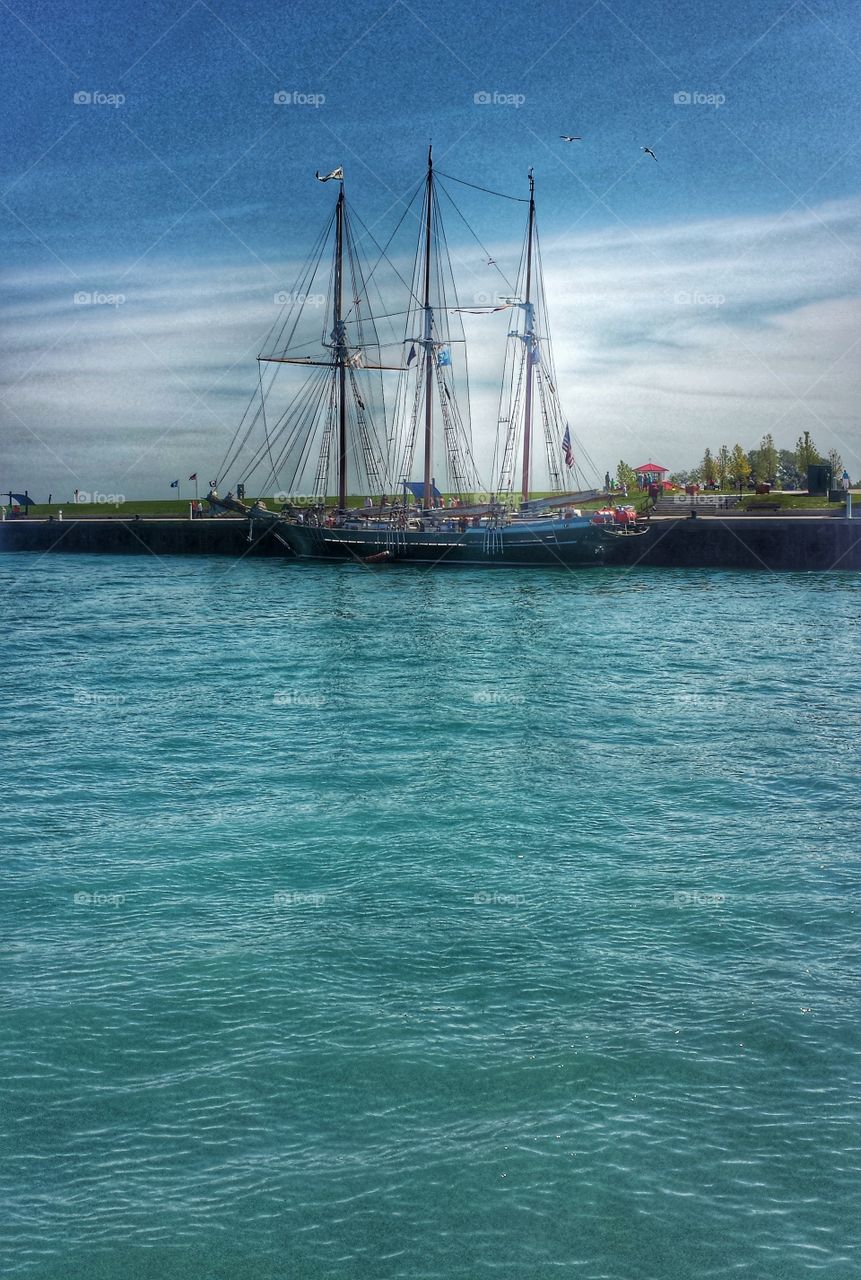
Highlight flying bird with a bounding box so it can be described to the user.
[559,135,582,142]
[642,147,658,162]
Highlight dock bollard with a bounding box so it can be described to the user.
[189,502,194,521]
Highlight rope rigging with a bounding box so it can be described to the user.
[211,159,601,507]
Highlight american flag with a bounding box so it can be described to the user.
[562,426,574,469]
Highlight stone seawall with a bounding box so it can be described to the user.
[609,516,861,571]
[0,517,282,557]
[1,514,860,570]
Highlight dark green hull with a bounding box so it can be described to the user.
[275,519,648,566]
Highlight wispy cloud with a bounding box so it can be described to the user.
[2,195,859,496]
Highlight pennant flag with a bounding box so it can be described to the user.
[562,427,575,469]
[315,167,343,183]
[170,479,179,488]
[437,346,452,367]
[406,343,417,366]
[188,473,197,481]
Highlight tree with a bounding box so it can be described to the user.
[701,447,717,486]
[716,445,731,488]
[730,443,751,488]
[779,448,803,489]
[827,448,843,478]
[669,471,690,487]
[616,461,638,491]
[757,433,779,484]
[795,430,821,476]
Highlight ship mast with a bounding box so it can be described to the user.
[516,172,537,501]
[334,177,348,511]
[519,168,536,503]
[422,144,434,510]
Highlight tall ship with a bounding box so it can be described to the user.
[210,150,648,565]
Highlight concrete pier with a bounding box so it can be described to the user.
[0,517,282,558]
[608,515,861,572]
[1,514,859,570]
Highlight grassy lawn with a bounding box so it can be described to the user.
[738,493,848,511]
[9,490,651,519]
[9,499,203,519]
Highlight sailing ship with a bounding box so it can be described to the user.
[210,149,648,565]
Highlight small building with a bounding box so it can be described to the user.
[634,461,670,492]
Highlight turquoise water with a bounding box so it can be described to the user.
[1,553,859,1280]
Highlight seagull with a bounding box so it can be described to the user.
[642,146,658,162]
[560,135,582,142]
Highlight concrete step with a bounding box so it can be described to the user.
[653,495,742,515]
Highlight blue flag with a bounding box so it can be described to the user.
[170,479,179,488]
[406,343,416,366]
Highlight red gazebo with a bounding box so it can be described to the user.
[635,461,669,480]
[635,461,670,492]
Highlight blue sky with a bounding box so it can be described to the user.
[2,0,860,497]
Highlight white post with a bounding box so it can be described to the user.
[189,501,194,521]
[847,493,853,519]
